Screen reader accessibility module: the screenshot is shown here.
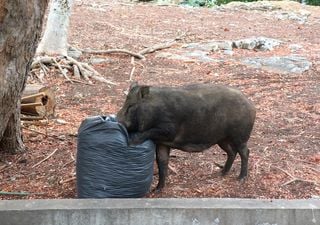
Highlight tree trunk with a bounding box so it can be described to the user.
[36,0,74,56]
[0,0,49,153]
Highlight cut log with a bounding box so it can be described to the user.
[21,84,55,119]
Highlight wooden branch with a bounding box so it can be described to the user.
[138,32,186,56]
[139,41,176,55]
[32,148,58,168]
[282,178,317,187]
[81,48,145,60]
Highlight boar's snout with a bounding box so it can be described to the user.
[117,105,137,132]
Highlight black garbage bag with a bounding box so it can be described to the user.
[76,115,155,198]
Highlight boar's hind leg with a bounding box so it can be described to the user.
[218,141,237,176]
[155,145,171,192]
[237,143,249,180]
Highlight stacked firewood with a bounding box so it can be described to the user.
[21,84,55,120]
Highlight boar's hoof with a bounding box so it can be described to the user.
[221,170,228,176]
[221,167,230,176]
[152,187,163,194]
[238,175,247,183]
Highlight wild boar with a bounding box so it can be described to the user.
[117,83,256,192]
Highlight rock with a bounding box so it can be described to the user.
[273,10,311,24]
[223,49,234,55]
[184,37,281,52]
[242,55,312,74]
[183,50,215,62]
[156,52,193,61]
[222,1,281,12]
[156,50,217,63]
[233,37,282,51]
[183,40,233,52]
[289,44,303,53]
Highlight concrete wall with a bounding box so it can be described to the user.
[0,198,319,225]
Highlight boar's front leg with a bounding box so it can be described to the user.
[155,144,171,192]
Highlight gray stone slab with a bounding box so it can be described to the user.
[0,198,319,225]
[242,55,312,74]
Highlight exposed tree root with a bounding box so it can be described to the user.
[30,33,187,83]
[30,55,117,85]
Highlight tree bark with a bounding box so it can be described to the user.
[0,0,49,153]
[36,0,74,56]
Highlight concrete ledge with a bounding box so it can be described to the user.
[0,198,319,225]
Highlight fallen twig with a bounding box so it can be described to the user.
[22,126,47,137]
[63,159,75,168]
[168,164,178,174]
[273,166,318,186]
[129,57,136,81]
[214,162,224,169]
[32,148,58,168]
[273,166,295,179]
[59,176,76,184]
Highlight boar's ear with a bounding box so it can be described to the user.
[138,86,150,99]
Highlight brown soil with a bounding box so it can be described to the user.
[1,0,319,199]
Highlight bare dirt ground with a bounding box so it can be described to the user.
[1,0,319,199]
